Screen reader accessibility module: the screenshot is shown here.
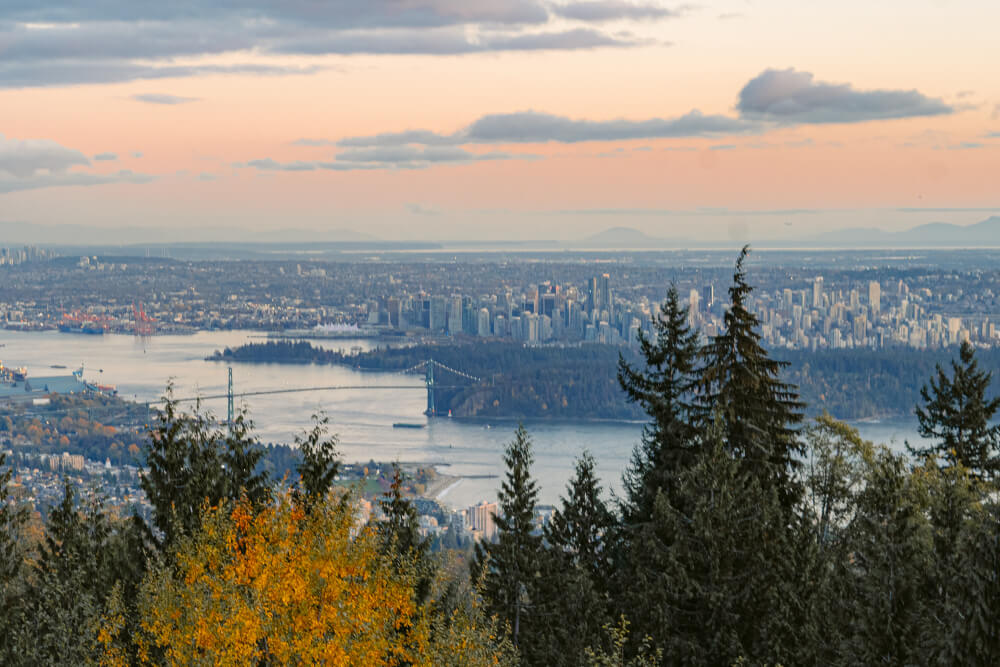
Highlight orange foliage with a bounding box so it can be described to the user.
[137,493,433,665]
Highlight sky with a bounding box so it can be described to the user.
[1,0,999,242]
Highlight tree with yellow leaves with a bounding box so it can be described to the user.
[119,490,513,666]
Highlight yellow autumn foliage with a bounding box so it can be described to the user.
[128,491,513,666]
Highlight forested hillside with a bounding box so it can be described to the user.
[211,339,1000,421]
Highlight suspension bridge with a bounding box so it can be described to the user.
[163,360,482,421]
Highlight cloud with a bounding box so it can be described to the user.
[0,168,153,194]
[0,133,153,193]
[132,93,199,105]
[717,12,743,20]
[551,2,682,22]
[946,142,985,150]
[292,138,339,147]
[0,1,665,88]
[0,133,90,178]
[737,68,953,123]
[131,151,144,158]
[269,27,643,55]
[405,203,443,215]
[197,172,217,181]
[93,152,118,161]
[340,109,760,146]
[0,1,552,29]
[239,146,538,172]
[987,132,1000,138]
[0,61,322,89]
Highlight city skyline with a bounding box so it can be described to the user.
[2,1,999,240]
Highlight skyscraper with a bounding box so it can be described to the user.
[868,281,881,317]
[702,284,714,310]
[812,276,824,309]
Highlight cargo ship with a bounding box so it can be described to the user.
[58,323,106,335]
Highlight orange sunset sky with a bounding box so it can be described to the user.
[1,0,998,241]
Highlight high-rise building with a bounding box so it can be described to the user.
[868,281,881,317]
[467,502,498,541]
[702,284,714,310]
[386,298,402,328]
[812,277,824,309]
[598,274,612,317]
[854,314,867,343]
[477,308,491,337]
[429,296,448,331]
[447,295,463,334]
[540,293,556,318]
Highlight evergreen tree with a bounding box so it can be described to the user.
[141,390,229,550]
[937,500,1000,665]
[625,425,801,666]
[22,482,150,664]
[840,445,933,665]
[292,414,341,513]
[379,463,434,604]
[546,451,615,582]
[222,407,270,507]
[142,388,270,551]
[617,285,700,522]
[532,452,616,666]
[0,453,30,665]
[916,462,981,663]
[698,245,804,508]
[911,340,1000,479]
[473,424,542,656]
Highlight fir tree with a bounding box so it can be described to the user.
[379,463,434,604]
[0,453,30,665]
[840,445,933,665]
[292,414,341,513]
[546,451,615,582]
[911,340,1000,480]
[221,407,270,507]
[698,245,804,508]
[937,500,1000,665]
[624,425,802,666]
[23,482,149,664]
[141,389,229,549]
[617,285,700,522]
[532,452,615,666]
[143,387,270,551]
[473,424,542,655]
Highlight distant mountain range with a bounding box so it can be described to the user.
[3,216,999,251]
[574,217,1000,249]
[810,216,1000,247]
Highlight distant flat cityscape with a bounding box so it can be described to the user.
[0,246,997,350]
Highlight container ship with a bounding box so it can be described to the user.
[58,323,106,335]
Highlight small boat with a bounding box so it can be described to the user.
[393,422,426,429]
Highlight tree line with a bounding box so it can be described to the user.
[2,245,999,664]
[473,247,1000,665]
[209,328,999,423]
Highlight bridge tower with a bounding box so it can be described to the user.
[227,367,234,430]
[425,360,435,416]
